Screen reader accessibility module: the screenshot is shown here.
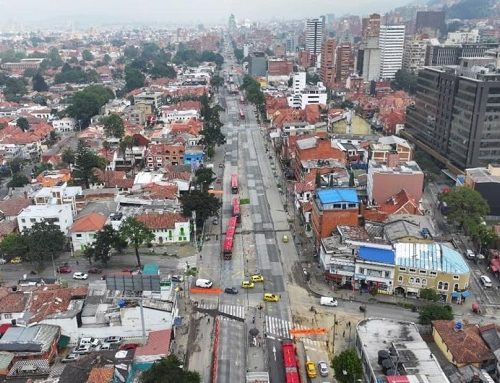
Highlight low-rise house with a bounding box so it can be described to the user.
[91,170,134,192]
[363,189,422,222]
[370,135,412,163]
[136,212,190,244]
[135,329,172,362]
[184,146,204,166]
[145,143,185,169]
[31,184,83,216]
[51,117,76,133]
[0,197,31,221]
[70,213,107,251]
[35,169,72,187]
[0,291,29,325]
[17,204,74,234]
[355,245,395,295]
[432,320,495,369]
[393,242,471,302]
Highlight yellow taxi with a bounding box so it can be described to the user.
[306,361,318,378]
[241,281,255,289]
[263,293,280,302]
[250,274,264,283]
[282,235,289,243]
[10,256,22,264]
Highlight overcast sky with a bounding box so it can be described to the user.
[0,0,411,25]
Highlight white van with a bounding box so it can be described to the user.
[195,278,213,288]
[80,337,100,347]
[320,296,338,307]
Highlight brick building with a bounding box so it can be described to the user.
[311,188,359,243]
[320,39,337,88]
[145,143,185,169]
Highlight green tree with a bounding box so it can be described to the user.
[64,85,114,127]
[85,225,123,265]
[61,148,75,165]
[195,168,215,192]
[120,217,154,267]
[331,349,363,383]
[32,72,49,92]
[393,69,418,94]
[82,50,94,61]
[419,304,453,325]
[73,140,106,188]
[440,187,489,231]
[141,354,200,383]
[16,117,30,131]
[124,46,140,60]
[119,135,135,156]
[210,75,224,91]
[45,47,63,68]
[180,191,221,226]
[4,77,27,102]
[306,72,320,85]
[32,162,53,178]
[24,222,66,268]
[419,288,439,302]
[23,68,38,78]
[0,233,28,260]
[103,54,112,65]
[8,158,23,175]
[8,173,29,188]
[101,113,125,139]
[125,66,145,91]
[150,63,176,79]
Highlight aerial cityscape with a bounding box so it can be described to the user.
[0,0,498,382]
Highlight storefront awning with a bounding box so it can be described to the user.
[461,290,471,298]
[57,335,70,348]
[406,287,419,293]
[451,291,460,298]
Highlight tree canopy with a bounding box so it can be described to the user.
[125,65,145,91]
[55,63,99,84]
[419,304,454,325]
[16,117,30,131]
[180,190,221,226]
[83,225,126,265]
[120,217,154,267]
[440,187,489,231]
[4,77,27,102]
[393,69,418,94]
[24,222,66,268]
[101,113,125,138]
[141,355,200,383]
[64,85,114,127]
[331,349,363,383]
[82,50,94,61]
[32,72,49,92]
[195,167,215,192]
[73,140,106,188]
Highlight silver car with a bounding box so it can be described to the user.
[318,361,329,377]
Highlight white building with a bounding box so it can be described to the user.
[51,117,76,133]
[17,204,73,234]
[291,72,306,93]
[70,212,107,252]
[288,83,327,109]
[446,29,480,45]
[160,108,199,123]
[133,91,163,110]
[379,25,405,79]
[136,212,190,245]
[305,17,325,65]
[31,184,83,216]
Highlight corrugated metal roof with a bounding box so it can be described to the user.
[394,243,469,274]
[358,246,395,264]
[317,188,358,204]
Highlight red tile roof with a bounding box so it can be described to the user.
[94,169,134,189]
[0,220,17,237]
[136,212,188,230]
[28,286,88,323]
[143,183,178,200]
[71,213,107,233]
[87,367,114,383]
[432,320,494,364]
[161,100,201,113]
[0,292,28,313]
[135,329,172,357]
[0,197,31,217]
[170,118,203,136]
[304,104,321,124]
[378,189,422,215]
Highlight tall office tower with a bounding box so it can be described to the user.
[406,63,500,169]
[360,14,381,81]
[320,38,337,88]
[305,17,325,66]
[335,43,353,85]
[228,14,237,32]
[379,25,405,79]
[402,37,428,73]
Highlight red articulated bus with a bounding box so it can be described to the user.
[240,94,245,104]
[232,197,241,223]
[239,108,245,120]
[282,340,300,383]
[223,216,238,260]
[231,174,239,194]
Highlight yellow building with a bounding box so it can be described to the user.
[393,242,471,303]
[432,320,494,368]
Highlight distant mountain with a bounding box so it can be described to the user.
[445,0,496,19]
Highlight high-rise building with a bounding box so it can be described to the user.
[405,64,500,169]
[359,14,381,81]
[335,43,353,85]
[228,14,237,32]
[248,52,267,77]
[379,25,405,79]
[305,17,325,66]
[415,11,445,38]
[320,38,336,88]
[425,41,497,66]
[402,37,428,73]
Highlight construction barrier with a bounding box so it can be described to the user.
[211,318,219,383]
[289,327,327,336]
[190,287,222,295]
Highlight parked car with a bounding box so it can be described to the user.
[99,343,112,351]
[170,275,184,283]
[88,267,102,274]
[318,361,329,377]
[120,343,139,350]
[73,272,88,280]
[61,353,80,363]
[80,337,100,347]
[0,258,7,265]
[282,235,289,243]
[74,344,91,354]
[466,249,476,259]
[104,336,122,344]
[306,361,317,378]
[57,265,72,274]
[224,287,238,295]
[10,256,22,264]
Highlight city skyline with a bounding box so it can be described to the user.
[0,0,412,26]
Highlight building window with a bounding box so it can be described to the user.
[3,314,12,319]
[359,268,365,274]
[409,277,414,284]
[438,281,443,290]
[453,275,459,280]
[399,267,406,272]
[429,271,437,277]
[454,283,459,291]
[75,234,82,238]
[398,275,403,283]
[443,282,449,290]
[419,270,427,275]
[422,278,427,286]
[415,278,421,284]
[409,268,416,273]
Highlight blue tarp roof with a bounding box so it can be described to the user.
[358,246,395,265]
[317,189,358,204]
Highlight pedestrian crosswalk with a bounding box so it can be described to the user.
[265,316,327,349]
[196,302,246,320]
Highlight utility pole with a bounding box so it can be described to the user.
[332,313,337,355]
